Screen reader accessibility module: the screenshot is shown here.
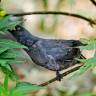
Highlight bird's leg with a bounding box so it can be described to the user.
[56,71,62,81]
[46,55,62,81]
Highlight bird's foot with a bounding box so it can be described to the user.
[56,71,62,81]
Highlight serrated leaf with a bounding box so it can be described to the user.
[0,39,27,49]
[11,82,44,95]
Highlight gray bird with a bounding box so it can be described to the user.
[8,25,85,81]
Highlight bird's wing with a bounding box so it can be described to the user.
[36,39,80,61]
[39,39,84,48]
[30,40,67,70]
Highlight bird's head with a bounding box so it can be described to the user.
[8,25,25,36]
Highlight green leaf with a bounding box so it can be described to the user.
[4,75,9,92]
[71,56,96,79]
[11,82,44,95]
[0,84,3,94]
[0,39,27,49]
[0,59,7,65]
[0,50,21,59]
[0,63,18,81]
[0,47,8,54]
[0,16,10,30]
[0,59,12,71]
[4,20,21,31]
[0,16,21,31]
[0,58,18,80]
[80,39,96,50]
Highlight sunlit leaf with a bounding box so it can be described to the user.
[0,8,6,17]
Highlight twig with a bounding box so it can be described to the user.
[6,11,96,25]
[39,64,82,86]
[90,0,96,6]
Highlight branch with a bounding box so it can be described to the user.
[6,11,96,25]
[90,0,96,6]
[39,64,82,86]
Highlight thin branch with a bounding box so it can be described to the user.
[90,0,96,6]
[39,64,82,86]
[6,11,96,25]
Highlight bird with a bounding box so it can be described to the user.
[8,25,86,81]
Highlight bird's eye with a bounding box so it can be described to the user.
[15,25,22,31]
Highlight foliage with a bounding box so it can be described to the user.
[71,38,96,78]
[79,38,96,50]
[0,16,26,79]
[0,16,21,31]
[0,76,43,96]
[0,15,43,96]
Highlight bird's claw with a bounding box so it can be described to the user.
[56,71,62,81]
